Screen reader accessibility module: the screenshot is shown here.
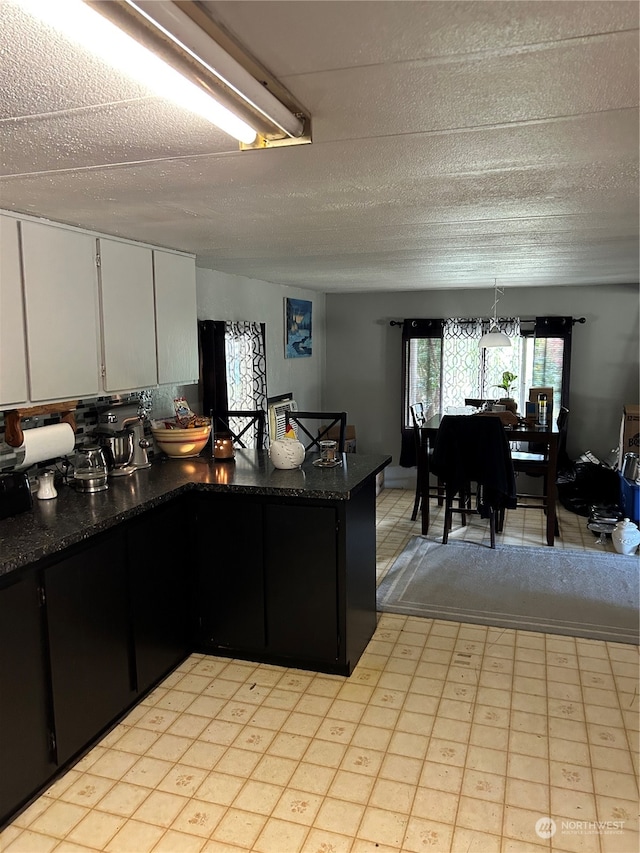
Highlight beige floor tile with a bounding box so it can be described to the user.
[550,787,598,821]
[287,762,336,796]
[461,768,506,803]
[507,753,550,785]
[122,756,174,790]
[402,815,454,852]
[29,802,88,839]
[356,806,408,847]
[131,789,189,828]
[457,795,504,835]
[151,829,206,852]
[426,737,468,768]
[104,818,165,853]
[214,746,262,777]
[301,827,353,853]
[502,805,550,844]
[271,788,323,826]
[193,771,244,806]
[65,809,125,848]
[2,830,58,853]
[591,769,639,801]
[253,818,309,853]
[313,797,364,836]
[178,740,226,770]
[411,785,459,823]
[155,765,209,798]
[452,826,502,852]
[339,745,385,776]
[170,799,226,838]
[251,754,299,786]
[232,779,283,815]
[94,781,151,818]
[327,769,375,804]
[85,750,139,782]
[505,777,550,812]
[135,708,181,733]
[210,807,267,848]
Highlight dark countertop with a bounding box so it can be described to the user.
[0,450,391,577]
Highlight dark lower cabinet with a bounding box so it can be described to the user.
[264,503,338,664]
[0,571,54,826]
[196,495,266,652]
[195,482,377,674]
[128,498,194,694]
[44,528,135,766]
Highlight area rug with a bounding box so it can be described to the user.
[377,537,639,644]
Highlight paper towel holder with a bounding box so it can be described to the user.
[3,402,78,448]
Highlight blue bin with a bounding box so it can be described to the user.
[619,472,640,524]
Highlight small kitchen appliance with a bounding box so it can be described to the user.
[95,405,151,476]
[0,471,33,518]
[73,445,109,493]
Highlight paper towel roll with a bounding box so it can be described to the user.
[17,423,76,469]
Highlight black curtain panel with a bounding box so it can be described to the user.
[199,320,229,419]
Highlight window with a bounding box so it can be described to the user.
[400,316,573,465]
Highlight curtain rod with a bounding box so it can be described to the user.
[389,317,586,327]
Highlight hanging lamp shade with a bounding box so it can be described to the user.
[479,280,511,348]
[479,326,512,348]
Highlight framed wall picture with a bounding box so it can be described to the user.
[285,298,312,358]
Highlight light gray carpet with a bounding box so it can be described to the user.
[377,537,639,644]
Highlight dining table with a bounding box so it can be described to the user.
[419,413,560,546]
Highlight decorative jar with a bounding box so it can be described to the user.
[269,438,305,470]
[612,518,640,556]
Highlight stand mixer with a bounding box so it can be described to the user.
[95,404,152,476]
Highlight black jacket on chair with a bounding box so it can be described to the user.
[431,415,517,518]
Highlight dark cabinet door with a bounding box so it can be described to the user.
[196,494,266,652]
[0,571,54,826]
[264,503,339,664]
[45,529,135,766]
[128,498,193,695]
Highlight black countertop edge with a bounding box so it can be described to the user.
[0,450,391,578]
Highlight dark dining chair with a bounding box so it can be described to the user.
[409,402,444,532]
[511,407,570,534]
[211,410,267,450]
[287,411,347,453]
[431,415,517,548]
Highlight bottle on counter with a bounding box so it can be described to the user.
[537,393,548,428]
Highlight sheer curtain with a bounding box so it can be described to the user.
[442,318,521,410]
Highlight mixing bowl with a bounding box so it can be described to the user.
[151,425,211,458]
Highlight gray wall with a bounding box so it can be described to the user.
[324,284,640,471]
[196,268,326,412]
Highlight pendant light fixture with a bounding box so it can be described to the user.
[479,280,511,348]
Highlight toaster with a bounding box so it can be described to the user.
[0,472,33,520]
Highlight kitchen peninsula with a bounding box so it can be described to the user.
[0,449,390,828]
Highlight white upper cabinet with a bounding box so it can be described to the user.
[98,239,157,393]
[153,250,198,386]
[0,212,198,406]
[21,221,101,403]
[0,215,28,408]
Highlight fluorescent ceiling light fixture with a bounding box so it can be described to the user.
[17,0,305,146]
[129,0,305,141]
[479,280,512,348]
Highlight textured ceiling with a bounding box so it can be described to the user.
[1,0,638,292]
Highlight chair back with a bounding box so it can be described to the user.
[287,411,347,453]
[211,410,266,450]
[432,415,517,509]
[409,402,427,429]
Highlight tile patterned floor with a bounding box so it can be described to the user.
[1,489,637,853]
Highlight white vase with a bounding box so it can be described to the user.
[612,518,640,556]
[269,438,305,470]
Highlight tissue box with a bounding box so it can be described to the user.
[618,404,639,469]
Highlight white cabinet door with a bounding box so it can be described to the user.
[21,221,101,402]
[0,216,28,407]
[153,251,198,385]
[98,239,157,392]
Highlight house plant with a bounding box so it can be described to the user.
[494,371,518,412]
